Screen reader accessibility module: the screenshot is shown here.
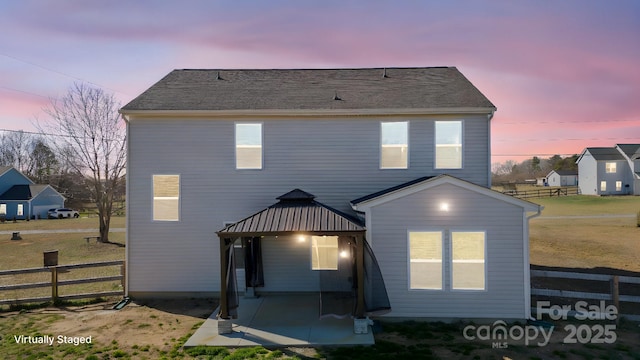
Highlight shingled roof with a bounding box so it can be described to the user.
[617,144,640,159]
[120,67,495,113]
[0,185,49,200]
[583,147,625,161]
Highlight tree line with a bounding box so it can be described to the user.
[492,154,579,185]
[0,83,125,242]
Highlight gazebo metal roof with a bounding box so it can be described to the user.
[217,189,365,236]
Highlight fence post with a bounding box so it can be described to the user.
[610,275,619,325]
[51,266,58,303]
[120,263,126,291]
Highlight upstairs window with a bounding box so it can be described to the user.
[381,121,408,169]
[435,121,462,169]
[451,231,486,290]
[236,123,263,169]
[311,236,338,270]
[605,162,616,173]
[153,175,180,221]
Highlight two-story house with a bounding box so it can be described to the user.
[0,166,65,220]
[120,67,541,322]
[577,144,640,195]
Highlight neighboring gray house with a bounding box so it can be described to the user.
[577,145,640,195]
[119,67,542,322]
[0,166,65,219]
[546,169,578,187]
[616,144,640,195]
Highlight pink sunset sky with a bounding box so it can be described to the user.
[0,0,638,163]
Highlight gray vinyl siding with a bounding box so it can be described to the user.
[368,183,526,319]
[126,114,490,295]
[260,235,319,292]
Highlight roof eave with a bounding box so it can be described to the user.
[119,107,497,119]
[351,174,541,213]
[216,229,366,238]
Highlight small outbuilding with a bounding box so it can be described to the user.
[546,169,578,187]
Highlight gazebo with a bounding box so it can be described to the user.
[216,189,389,333]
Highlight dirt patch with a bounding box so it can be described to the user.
[45,298,214,347]
[1,298,218,359]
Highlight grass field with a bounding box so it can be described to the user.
[0,218,126,304]
[529,196,640,272]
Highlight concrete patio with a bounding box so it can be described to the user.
[184,293,375,347]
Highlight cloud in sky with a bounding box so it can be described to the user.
[0,0,638,161]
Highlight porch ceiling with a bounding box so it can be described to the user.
[217,189,365,237]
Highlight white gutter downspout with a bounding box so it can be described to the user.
[524,205,543,319]
[121,114,131,297]
[487,110,495,188]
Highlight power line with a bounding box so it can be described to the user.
[494,137,639,142]
[0,53,130,96]
[496,119,638,125]
[0,85,54,100]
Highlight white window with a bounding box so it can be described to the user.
[409,231,443,290]
[616,181,622,192]
[311,236,338,270]
[435,121,462,169]
[451,231,486,290]
[236,123,263,169]
[0,204,5,215]
[380,121,408,169]
[17,204,23,217]
[153,175,180,221]
[600,181,607,192]
[605,162,616,173]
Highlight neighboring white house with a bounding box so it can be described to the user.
[577,144,640,195]
[119,67,542,321]
[546,169,578,187]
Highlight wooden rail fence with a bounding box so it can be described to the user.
[0,260,125,306]
[531,269,640,319]
[503,186,580,199]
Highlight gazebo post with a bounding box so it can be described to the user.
[218,237,233,334]
[219,236,229,319]
[355,234,365,318]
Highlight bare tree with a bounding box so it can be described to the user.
[0,130,32,172]
[39,83,126,243]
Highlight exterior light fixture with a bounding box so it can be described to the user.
[440,203,449,211]
[297,235,306,242]
[340,250,349,258]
